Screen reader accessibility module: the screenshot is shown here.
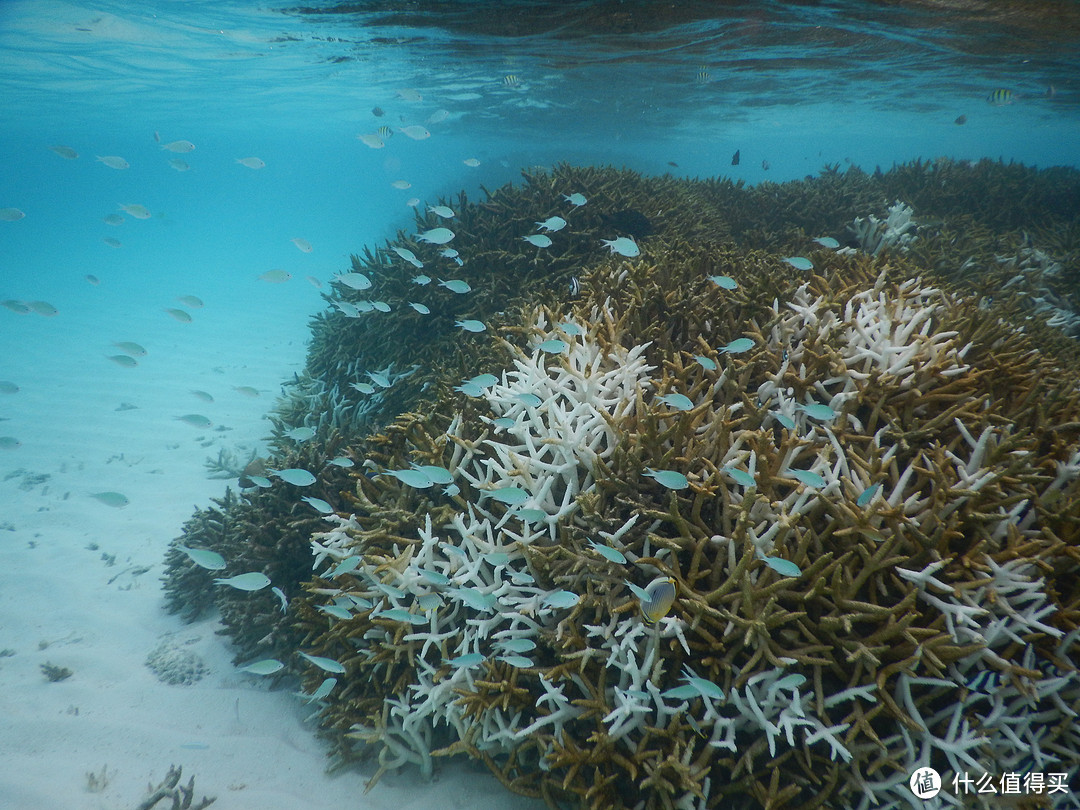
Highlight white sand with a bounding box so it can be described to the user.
[0,291,543,810]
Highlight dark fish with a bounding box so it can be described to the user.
[762,160,770,170]
[987,88,1014,105]
[731,149,740,166]
[667,161,678,167]
[599,209,654,238]
[372,106,384,117]
[568,276,580,298]
[954,114,967,125]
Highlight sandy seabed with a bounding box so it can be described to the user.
[0,292,543,810]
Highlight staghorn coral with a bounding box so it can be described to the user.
[165,162,1080,810]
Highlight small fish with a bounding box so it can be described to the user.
[417,227,455,244]
[708,275,737,290]
[383,468,435,488]
[426,109,449,124]
[411,274,432,285]
[103,236,122,248]
[272,586,288,612]
[398,125,431,140]
[238,659,284,675]
[178,546,227,570]
[657,393,694,411]
[103,213,125,226]
[49,145,78,159]
[447,653,485,668]
[273,468,317,486]
[723,467,755,487]
[0,208,26,221]
[319,604,354,620]
[538,338,568,354]
[291,237,313,253]
[96,155,129,169]
[409,302,430,314]
[797,402,836,421]
[236,156,266,169]
[329,457,354,468]
[636,576,677,624]
[428,205,455,219]
[372,106,384,116]
[258,269,291,283]
[168,159,190,171]
[106,354,138,368]
[523,234,552,248]
[28,300,58,316]
[455,319,486,333]
[694,355,717,370]
[414,464,453,484]
[535,216,567,232]
[377,125,393,138]
[696,70,711,84]
[856,483,880,508]
[175,414,213,428]
[600,236,639,257]
[357,132,384,149]
[0,436,21,450]
[161,140,195,153]
[164,307,192,322]
[91,491,129,508]
[761,555,801,577]
[731,149,740,166]
[502,74,520,88]
[812,236,839,249]
[439,278,471,294]
[762,160,770,170]
[391,179,412,190]
[965,668,1002,693]
[392,246,423,268]
[297,652,346,674]
[85,274,100,285]
[644,468,689,490]
[588,540,627,564]
[1,300,30,313]
[301,677,337,702]
[497,638,537,653]
[396,88,422,101]
[783,256,814,271]
[285,426,315,441]
[0,381,19,394]
[718,337,754,354]
[439,248,459,259]
[954,114,967,125]
[233,386,260,397]
[367,370,391,388]
[215,571,272,591]
[190,390,214,403]
[463,158,481,167]
[563,193,588,208]
[176,295,203,308]
[406,197,420,207]
[783,468,826,488]
[543,590,579,609]
[486,486,530,505]
[119,203,151,219]
[568,276,581,298]
[986,88,1014,106]
[333,272,372,290]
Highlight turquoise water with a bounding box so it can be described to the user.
[1,1,1078,806]
[3,0,1077,462]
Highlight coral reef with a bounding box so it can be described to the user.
[164,161,1080,809]
[145,636,208,686]
[133,765,215,810]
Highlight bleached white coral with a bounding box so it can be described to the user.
[844,200,920,256]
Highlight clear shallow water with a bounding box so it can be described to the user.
[0,0,1078,804]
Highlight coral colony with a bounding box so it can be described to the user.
[165,162,1080,809]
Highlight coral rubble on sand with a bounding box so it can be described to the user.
[164,161,1080,809]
